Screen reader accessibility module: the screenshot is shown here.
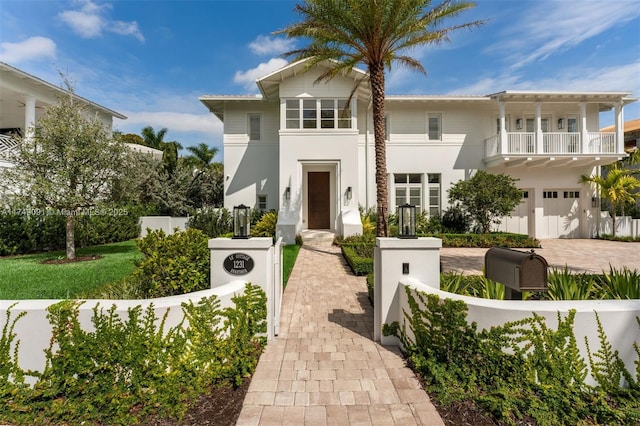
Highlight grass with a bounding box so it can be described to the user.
[282,244,300,288]
[0,240,141,299]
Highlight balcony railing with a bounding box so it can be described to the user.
[485,132,617,157]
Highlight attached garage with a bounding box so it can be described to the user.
[542,189,581,238]
[497,190,530,235]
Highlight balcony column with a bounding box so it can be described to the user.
[615,101,624,154]
[535,102,543,154]
[24,95,36,142]
[580,102,588,154]
[499,101,507,154]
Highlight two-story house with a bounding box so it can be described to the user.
[200,59,636,243]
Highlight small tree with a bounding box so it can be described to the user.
[448,171,522,234]
[1,85,128,260]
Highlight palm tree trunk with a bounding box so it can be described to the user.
[66,213,76,260]
[369,62,388,237]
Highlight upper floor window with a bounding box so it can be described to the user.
[285,99,352,129]
[526,117,549,132]
[248,114,261,141]
[428,114,441,141]
[567,116,578,133]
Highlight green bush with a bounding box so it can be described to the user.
[129,228,210,298]
[252,210,278,238]
[427,232,540,248]
[341,244,374,276]
[388,290,640,425]
[441,205,471,234]
[366,273,375,305]
[187,207,233,238]
[0,284,266,425]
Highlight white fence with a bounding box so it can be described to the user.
[139,216,188,238]
[597,213,640,238]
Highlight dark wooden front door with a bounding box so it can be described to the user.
[308,172,330,229]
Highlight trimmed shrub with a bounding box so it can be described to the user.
[366,273,374,305]
[341,244,373,276]
[441,205,471,234]
[129,228,210,298]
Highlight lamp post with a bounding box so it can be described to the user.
[233,204,251,239]
[397,204,417,239]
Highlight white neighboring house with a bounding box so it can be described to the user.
[200,59,637,243]
[0,62,162,173]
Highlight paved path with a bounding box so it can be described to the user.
[237,244,444,425]
[441,238,640,275]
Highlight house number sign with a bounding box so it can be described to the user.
[223,253,254,276]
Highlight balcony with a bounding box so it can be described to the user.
[484,132,623,168]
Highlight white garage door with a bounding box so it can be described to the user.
[497,190,530,235]
[543,189,581,238]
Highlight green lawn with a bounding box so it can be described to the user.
[0,240,141,299]
[283,244,300,288]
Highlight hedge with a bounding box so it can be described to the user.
[341,244,374,276]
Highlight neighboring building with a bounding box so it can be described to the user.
[0,61,134,169]
[200,59,637,242]
[601,118,640,152]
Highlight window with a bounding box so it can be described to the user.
[285,99,351,129]
[428,114,441,140]
[286,100,300,129]
[428,173,441,216]
[496,116,511,134]
[257,195,267,211]
[567,116,578,133]
[543,191,558,199]
[248,114,261,141]
[522,191,529,199]
[563,191,579,199]
[394,174,422,212]
[526,118,549,132]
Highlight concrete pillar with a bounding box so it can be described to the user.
[580,102,588,153]
[209,237,275,339]
[374,237,442,345]
[615,101,624,154]
[499,101,507,154]
[24,95,36,141]
[535,102,543,154]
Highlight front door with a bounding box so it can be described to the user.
[308,172,330,229]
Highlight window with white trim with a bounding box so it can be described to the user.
[526,117,550,132]
[567,116,578,133]
[394,174,422,212]
[257,194,267,211]
[428,173,441,216]
[428,114,441,141]
[285,99,352,129]
[248,114,261,141]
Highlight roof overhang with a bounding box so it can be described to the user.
[199,95,264,121]
[489,90,636,112]
[485,154,625,169]
[0,61,127,120]
[256,58,370,101]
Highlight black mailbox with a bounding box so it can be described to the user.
[485,247,548,299]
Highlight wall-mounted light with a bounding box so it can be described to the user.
[592,197,600,208]
[557,118,565,130]
[346,186,352,200]
[233,204,250,239]
[397,204,417,239]
[516,118,523,130]
[285,186,291,200]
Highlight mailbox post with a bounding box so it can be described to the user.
[485,247,549,300]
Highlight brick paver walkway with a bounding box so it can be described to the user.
[236,244,444,425]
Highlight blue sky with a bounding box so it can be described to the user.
[1,0,639,159]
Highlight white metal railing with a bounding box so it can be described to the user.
[0,134,18,158]
[507,132,535,153]
[485,135,499,157]
[485,131,618,157]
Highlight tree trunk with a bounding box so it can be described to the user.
[66,212,76,260]
[369,62,388,237]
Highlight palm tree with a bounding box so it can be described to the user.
[185,143,219,170]
[140,126,182,174]
[277,0,484,236]
[580,168,640,237]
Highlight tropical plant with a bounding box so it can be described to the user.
[599,265,640,299]
[545,267,600,300]
[448,171,522,234]
[278,0,484,237]
[580,168,640,237]
[184,143,219,170]
[140,126,183,174]
[252,210,278,238]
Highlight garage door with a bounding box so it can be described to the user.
[497,190,530,235]
[543,189,581,238]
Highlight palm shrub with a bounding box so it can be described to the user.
[252,210,278,238]
[598,266,640,299]
[546,267,600,300]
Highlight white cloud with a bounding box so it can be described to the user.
[249,35,296,56]
[234,58,289,89]
[0,37,56,64]
[58,0,144,42]
[115,111,221,135]
[495,1,640,69]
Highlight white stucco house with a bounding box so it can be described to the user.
[200,59,636,243]
[0,61,162,170]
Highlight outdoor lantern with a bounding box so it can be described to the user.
[233,204,250,239]
[516,118,523,130]
[346,186,352,200]
[285,186,291,200]
[397,203,417,239]
[557,118,565,129]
